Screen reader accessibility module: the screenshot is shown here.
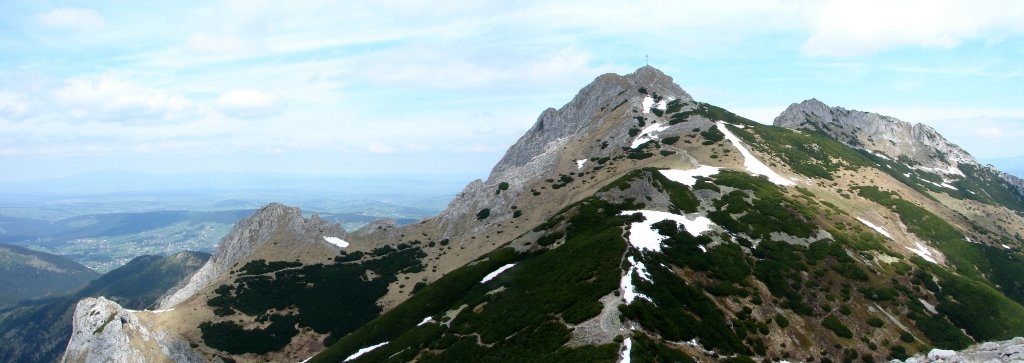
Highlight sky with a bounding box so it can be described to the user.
[1,0,1023,183]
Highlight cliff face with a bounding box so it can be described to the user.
[774,99,1024,210]
[774,99,976,176]
[0,251,208,363]
[433,66,694,238]
[157,203,345,309]
[62,297,204,363]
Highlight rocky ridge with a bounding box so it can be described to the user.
[775,98,1024,219]
[774,99,975,176]
[157,203,346,309]
[433,66,694,238]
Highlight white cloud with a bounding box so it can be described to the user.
[214,89,283,118]
[185,33,249,54]
[368,142,397,154]
[35,7,106,31]
[0,91,33,121]
[803,0,1024,56]
[351,45,602,91]
[52,76,195,122]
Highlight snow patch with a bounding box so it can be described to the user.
[641,96,655,114]
[856,218,893,240]
[716,122,794,186]
[919,178,958,191]
[576,159,588,169]
[698,245,707,253]
[659,166,721,186]
[630,123,669,148]
[872,151,891,161]
[417,316,435,326]
[323,236,349,248]
[621,256,654,304]
[1003,244,1011,249]
[628,256,652,282]
[919,298,938,314]
[620,337,633,363]
[908,242,937,263]
[621,210,717,252]
[480,263,516,283]
[919,164,965,178]
[343,341,388,362]
[641,95,669,115]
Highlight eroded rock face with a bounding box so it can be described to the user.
[894,337,1024,362]
[157,203,345,309]
[62,297,204,363]
[433,66,694,238]
[774,99,976,176]
[488,66,691,183]
[774,99,1024,205]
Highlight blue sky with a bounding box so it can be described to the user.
[1,0,1023,182]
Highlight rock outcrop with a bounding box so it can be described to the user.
[433,66,694,238]
[62,297,204,363]
[774,99,975,177]
[157,203,345,309]
[774,99,1024,206]
[895,337,1024,362]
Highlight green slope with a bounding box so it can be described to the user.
[0,251,209,363]
[0,243,99,308]
[308,115,1024,362]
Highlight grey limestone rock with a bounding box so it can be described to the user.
[893,337,1024,362]
[62,297,204,363]
[774,98,976,175]
[434,66,693,238]
[157,203,345,309]
[774,99,1024,202]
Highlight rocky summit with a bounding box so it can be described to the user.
[59,67,1024,363]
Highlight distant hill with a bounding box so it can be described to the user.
[985,155,1024,178]
[0,244,98,308]
[0,209,256,248]
[0,251,208,363]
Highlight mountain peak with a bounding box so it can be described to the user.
[626,65,690,99]
[156,202,345,309]
[432,66,696,238]
[491,66,693,180]
[774,98,977,176]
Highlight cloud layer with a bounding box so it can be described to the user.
[1,0,1023,180]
